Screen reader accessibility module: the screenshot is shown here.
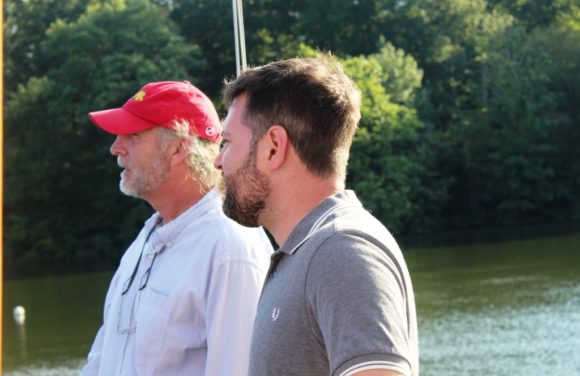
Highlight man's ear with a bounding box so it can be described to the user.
[169,138,190,166]
[260,125,289,171]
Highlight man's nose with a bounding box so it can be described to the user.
[213,150,223,170]
[110,135,125,156]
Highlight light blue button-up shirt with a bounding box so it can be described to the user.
[81,188,272,376]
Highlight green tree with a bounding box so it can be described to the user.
[455,23,567,225]
[169,0,309,98]
[367,0,580,228]
[4,0,207,266]
[342,43,449,233]
[488,0,575,29]
[6,0,579,266]
[294,0,384,55]
[169,0,237,99]
[532,7,580,220]
[4,0,93,93]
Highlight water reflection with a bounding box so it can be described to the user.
[419,282,580,375]
[407,226,580,375]
[15,322,28,361]
[3,271,113,373]
[3,225,580,375]
[3,360,86,376]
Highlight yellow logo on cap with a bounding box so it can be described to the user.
[133,90,146,102]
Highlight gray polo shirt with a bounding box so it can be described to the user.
[248,190,418,376]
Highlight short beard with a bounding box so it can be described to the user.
[120,152,170,199]
[222,150,270,227]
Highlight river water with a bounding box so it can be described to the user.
[3,224,580,375]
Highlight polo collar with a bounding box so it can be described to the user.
[278,190,362,256]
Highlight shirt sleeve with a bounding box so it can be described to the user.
[79,325,104,376]
[204,248,267,376]
[79,268,122,376]
[306,233,414,376]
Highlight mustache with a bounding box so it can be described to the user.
[117,157,127,169]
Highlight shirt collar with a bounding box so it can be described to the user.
[278,190,362,256]
[143,187,222,251]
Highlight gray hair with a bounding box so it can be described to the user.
[158,121,222,192]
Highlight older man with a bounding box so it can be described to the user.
[81,81,272,376]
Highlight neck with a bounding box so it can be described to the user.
[264,174,344,247]
[146,176,209,225]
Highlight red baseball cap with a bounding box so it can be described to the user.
[88,81,221,143]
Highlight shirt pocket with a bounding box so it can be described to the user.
[134,288,171,372]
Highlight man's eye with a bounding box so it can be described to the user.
[219,140,229,150]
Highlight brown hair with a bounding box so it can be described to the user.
[223,54,361,180]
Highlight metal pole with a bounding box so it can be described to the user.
[232,0,247,76]
[236,0,247,72]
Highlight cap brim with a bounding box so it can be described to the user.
[88,107,155,135]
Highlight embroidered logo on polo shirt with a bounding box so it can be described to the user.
[271,307,280,321]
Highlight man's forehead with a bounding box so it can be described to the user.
[221,118,249,137]
[222,99,250,133]
[132,126,158,136]
[221,114,233,135]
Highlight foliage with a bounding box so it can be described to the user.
[4,0,580,266]
[168,0,235,100]
[488,0,576,29]
[3,0,95,93]
[466,25,559,223]
[343,44,449,233]
[4,0,206,266]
